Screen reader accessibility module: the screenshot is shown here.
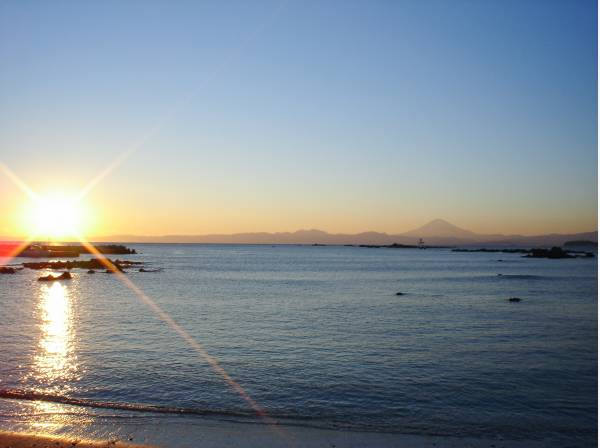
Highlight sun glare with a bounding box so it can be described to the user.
[23,193,88,240]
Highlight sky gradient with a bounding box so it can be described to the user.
[0,0,597,238]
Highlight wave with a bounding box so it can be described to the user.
[0,388,595,441]
[0,388,365,434]
[496,274,545,279]
[0,389,258,419]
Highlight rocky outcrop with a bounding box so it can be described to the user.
[9,244,138,258]
[24,259,142,270]
[38,271,72,282]
[455,247,594,259]
[526,247,574,259]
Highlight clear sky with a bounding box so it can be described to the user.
[0,0,597,238]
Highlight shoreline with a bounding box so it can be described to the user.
[0,430,153,448]
[0,407,550,448]
[0,427,547,448]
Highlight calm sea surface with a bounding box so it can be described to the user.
[0,245,596,445]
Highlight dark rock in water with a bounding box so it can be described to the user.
[508,297,522,302]
[10,243,137,258]
[58,271,72,280]
[38,271,71,281]
[87,269,96,274]
[453,248,529,254]
[525,247,574,259]
[395,292,405,296]
[23,259,142,271]
[103,265,125,273]
[41,243,137,255]
[94,244,137,255]
[139,268,162,273]
[455,247,590,259]
[38,274,55,282]
[0,266,17,274]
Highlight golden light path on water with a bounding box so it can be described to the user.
[30,280,84,431]
[35,282,76,382]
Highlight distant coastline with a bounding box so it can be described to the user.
[1,219,596,248]
[82,220,599,247]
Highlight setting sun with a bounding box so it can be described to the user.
[22,193,88,240]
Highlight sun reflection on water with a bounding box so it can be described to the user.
[34,281,79,391]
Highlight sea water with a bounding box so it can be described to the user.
[0,245,596,445]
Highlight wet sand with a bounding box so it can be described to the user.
[0,426,546,448]
[0,431,153,448]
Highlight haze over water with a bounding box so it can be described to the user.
[0,245,596,446]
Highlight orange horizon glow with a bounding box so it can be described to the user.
[0,194,596,241]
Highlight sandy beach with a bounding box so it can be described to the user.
[0,431,153,448]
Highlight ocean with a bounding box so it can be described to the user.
[0,244,596,446]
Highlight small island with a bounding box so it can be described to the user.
[0,243,137,258]
[453,246,594,259]
[0,243,145,275]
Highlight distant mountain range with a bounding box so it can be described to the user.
[86,219,597,247]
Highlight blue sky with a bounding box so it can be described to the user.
[0,0,596,236]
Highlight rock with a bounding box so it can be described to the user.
[508,297,522,302]
[395,292,405,296]
[453,248,529,254]
[38,274,54,281]
[23,259,142,270]
[39,271,72,281]
[526,247,574,259]
[0,266,17,274]
[87,269,96,274]
[58,271,72,280]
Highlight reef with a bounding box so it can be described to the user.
[23,259,143,271]
[453,247,594,259]
[0,243,138,258]
[38,271,72,282]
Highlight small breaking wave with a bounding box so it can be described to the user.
[0,388,257,419]
[496,274,545,280]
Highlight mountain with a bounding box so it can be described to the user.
[402,219,478,239]
[85,219,597,247]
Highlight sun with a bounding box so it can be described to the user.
[23,193,88,241]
